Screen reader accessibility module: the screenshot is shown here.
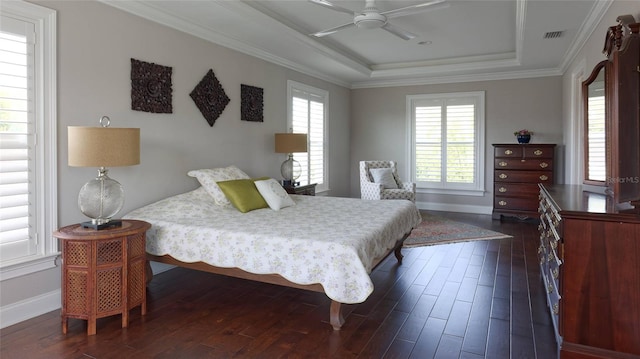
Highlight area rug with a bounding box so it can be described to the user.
[404,212,512,247]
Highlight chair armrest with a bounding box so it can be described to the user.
[361,181,384,200]
[399,182,416,192]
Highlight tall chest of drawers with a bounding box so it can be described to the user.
[492,144,555,220]
[538,184,640,358]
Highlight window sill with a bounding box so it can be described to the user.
[416,188,486,197]
[0,253,60,281]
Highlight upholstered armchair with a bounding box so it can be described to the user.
[359,161,416,202]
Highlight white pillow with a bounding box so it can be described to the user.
[187,165,250,206]
[254,178,295,211]
[369,168,398,189]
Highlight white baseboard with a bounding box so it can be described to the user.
[0,289,61,329]
[0,263,177,329]
[415,201,493,215]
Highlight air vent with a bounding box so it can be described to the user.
[544,31,564,39]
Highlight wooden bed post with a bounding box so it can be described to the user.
[394,246,404,264]
[330,301,345,330]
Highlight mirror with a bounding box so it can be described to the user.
[582,60,607,185]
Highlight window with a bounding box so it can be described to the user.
[407,92,485,195]
[287,80,328,192]
[0,2,57,280]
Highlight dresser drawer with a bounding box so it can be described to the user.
[494,145,555,159]
[494,170,553,183]
[494,196,540,211]
[495,158,553,171]
[524,146,554,158]
[494,183,540,197]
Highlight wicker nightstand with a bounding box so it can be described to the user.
[54,220,151,335]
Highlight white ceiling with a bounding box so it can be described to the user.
[102,0,610,88]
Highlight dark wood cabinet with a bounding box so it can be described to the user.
[283,183,316,196]
[492,144,555,219]
[54,220,151,335]
[538,184,640,358]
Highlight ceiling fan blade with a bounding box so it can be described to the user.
[382,0,449,19]
[311,22,355,37]
[382,23,417,40]
[308,0,355,15]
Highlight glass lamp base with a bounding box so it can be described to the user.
[280,154,301,183]
[78,168,125,229]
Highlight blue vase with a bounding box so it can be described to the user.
[517,134,531,144]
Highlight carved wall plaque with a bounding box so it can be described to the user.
[130,58,172,113]
[241,84,264,122]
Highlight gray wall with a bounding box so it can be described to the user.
[350,77,564,212]
[1,0,350,324]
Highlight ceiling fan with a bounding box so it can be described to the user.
[309,0,448,40]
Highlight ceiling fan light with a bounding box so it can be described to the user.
[354,13,386,29]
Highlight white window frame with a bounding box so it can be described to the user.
[287,80,329,193]
[0,1,57,280]
[406,91,485,196]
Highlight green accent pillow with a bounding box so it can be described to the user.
[217,178,269,213]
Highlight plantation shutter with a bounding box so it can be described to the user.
[586,94,606,181]
[290,87,325,190]
[412,94,480,191]
[0,17,37,262]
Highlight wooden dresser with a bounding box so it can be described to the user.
[492,144,555,220]
[538,184,640,358]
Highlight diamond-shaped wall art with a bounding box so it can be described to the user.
[190,69,230,127]
[130,58,173,113]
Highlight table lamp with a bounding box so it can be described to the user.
[68,116,140,230]
[274,133,307,186]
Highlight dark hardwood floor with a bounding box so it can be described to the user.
[0,211,557,358]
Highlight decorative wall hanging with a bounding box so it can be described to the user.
[241,84,264,122]
[190,69,230,127]
[130,58,173,113]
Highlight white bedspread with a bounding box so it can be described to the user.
[125,187,421,304]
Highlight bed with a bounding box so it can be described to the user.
[124,187,422,330]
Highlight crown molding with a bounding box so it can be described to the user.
[99,0,354,87]
[99,0,604,90]
[351,67,563,89]
[558,0,613,74]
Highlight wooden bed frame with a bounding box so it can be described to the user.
[145,232,410,330]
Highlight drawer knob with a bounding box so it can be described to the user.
[552,268,559,279]
[499,161,508,167]
[499,173,507,179]
[553,303,559,315]
[539,175,548,181]
[540,162,549,168]
[498,200,507,206]
[547,283,554,294]
[499,187,507,193]
[534,149,543,156]
[504,149,513,155]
